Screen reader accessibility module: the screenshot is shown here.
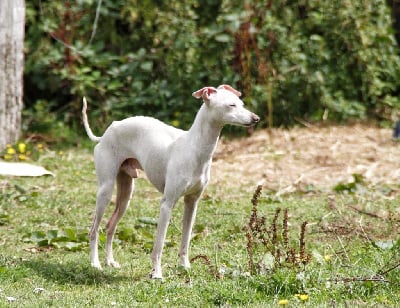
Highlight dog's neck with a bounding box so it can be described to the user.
[186,103,222,161]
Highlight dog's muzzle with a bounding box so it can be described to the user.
[248,113,260,126]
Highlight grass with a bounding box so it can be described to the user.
[1,147,400,307]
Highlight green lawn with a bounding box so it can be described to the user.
[1,149,399,307]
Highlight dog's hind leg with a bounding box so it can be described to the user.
[89,148,119,269]
[89,179,114,269]
[105,170,134,268]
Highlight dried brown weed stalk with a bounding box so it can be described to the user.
[245,185,311,274]
[190,254,221,280]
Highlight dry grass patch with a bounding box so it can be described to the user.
[213,124,400,193]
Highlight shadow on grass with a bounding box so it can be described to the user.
[22,259,128,285]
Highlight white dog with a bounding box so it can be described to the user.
[82,85,259,279]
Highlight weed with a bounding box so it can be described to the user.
[333,173,366,194]
[245,185,311,275]
[190,254,221,280]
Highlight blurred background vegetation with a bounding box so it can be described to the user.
[24,0,400,139]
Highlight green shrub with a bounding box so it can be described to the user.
[24,0,400,133]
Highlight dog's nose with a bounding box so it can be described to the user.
[252,114,260,123]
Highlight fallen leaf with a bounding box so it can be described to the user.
[0,162,54,177]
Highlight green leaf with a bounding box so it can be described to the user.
[0,214,10,226]
[117,227,136,242]
[140,229,154,240]
[64,242,85,251]
[138,217,158,226]
[30,231,46,242]
[140,62,153,72]
[333,174,365,193]
[214,34,231,43]
[64,228,77,241]
[14,184,27,193]
[333,182,356,193]
[46,230,58,240]
[107,81,123,91]
[37,239,50,247]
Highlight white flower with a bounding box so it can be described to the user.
[6,296,16,302]
[33,287,45,294]
[218,266,226,274]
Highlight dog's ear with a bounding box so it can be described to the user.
[192,87,217,102]
[217,84,242,97]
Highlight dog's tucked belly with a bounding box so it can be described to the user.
[120,158,166,193]
[120,158,142,178]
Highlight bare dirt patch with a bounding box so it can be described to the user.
[211,124,400,192]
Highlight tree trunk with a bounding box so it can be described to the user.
[0,0,25,150]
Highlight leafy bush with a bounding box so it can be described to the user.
[227,0,400,126]
[24,0,400,133]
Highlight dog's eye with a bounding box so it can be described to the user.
[229,104,236,108]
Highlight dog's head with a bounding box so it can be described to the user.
[192,85,260,127]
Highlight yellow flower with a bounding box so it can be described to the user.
[298,294,308,301]
[18,143,26,153]
[58,151,64,156]
[37,144,44,152]
[171,120,180,127]
[6,147,16,155]
[324,254,332,262]
[18,154,27,161]
[278,299,289,305]
[3,154,13,161]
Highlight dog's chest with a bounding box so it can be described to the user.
[185,161,211,194]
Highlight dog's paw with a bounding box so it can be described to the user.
[180,258,191,269]
[106,260,121,268]
[91,262,103,270]
[150,269,163,280]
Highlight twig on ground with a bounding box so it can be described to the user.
[328,275,389,284]
[347,204,385,220]
[378,261,400,276]
[190,254,221,280]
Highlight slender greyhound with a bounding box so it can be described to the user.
[82,85,260,279]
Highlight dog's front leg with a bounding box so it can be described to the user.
[150,196,177,279]
[179,192,201,269]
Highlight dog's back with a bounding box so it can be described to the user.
[96,116,186,192]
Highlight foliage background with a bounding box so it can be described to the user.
[24,0,400,134]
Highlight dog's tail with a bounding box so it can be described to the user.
[82,97,101,142]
